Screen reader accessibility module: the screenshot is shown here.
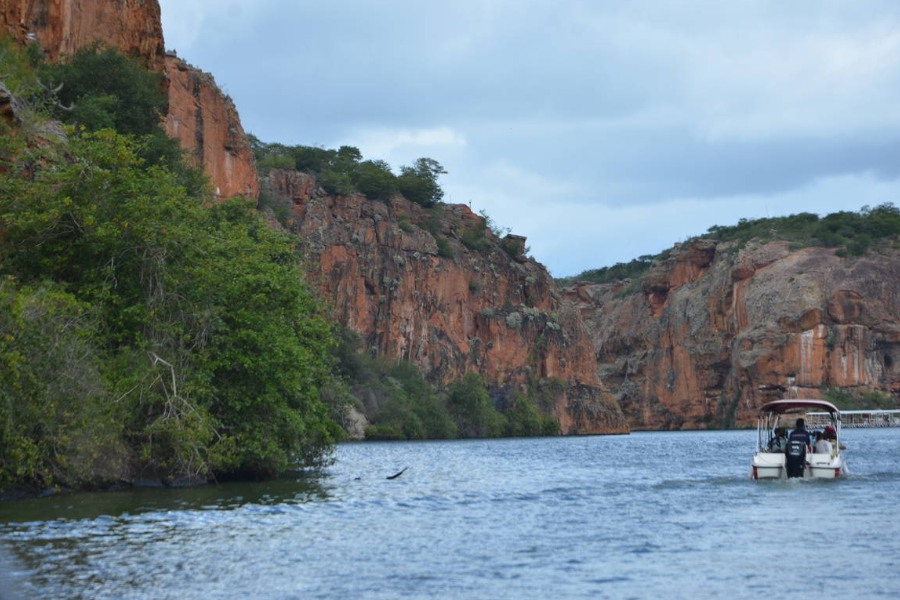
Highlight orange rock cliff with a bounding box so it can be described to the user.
[2,0,259,201]
[266,171,628,435]
[164,55,259,200]
[2,0,165,71]
[564,239,900,429]
[2,0,627,434]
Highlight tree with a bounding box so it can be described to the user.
[447,373,506,438]
[353,159,397,200]
[0,124,342,487]
[0,281,128,489]
[40,43,167,136]
[398,157,446,207]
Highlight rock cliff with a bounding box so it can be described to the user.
[3,0,259,201]
[267,170,629,435]
[163,55,259,200]
[565,239,900,429]
[2,0,165,71]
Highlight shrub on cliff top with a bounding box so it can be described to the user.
[40,42,166,136]
[249,136,446,207]
[565,203,900,285]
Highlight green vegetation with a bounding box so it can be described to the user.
[701,204,900,257]
[332,330,559,440]
[249,136,446,207]
[563,204,900,285]
[823,388,898,411]
[0,41,341,492]
[40,42,167,136]
[37,42,207,196]
[559,254,663,286]
[0,41,568,494]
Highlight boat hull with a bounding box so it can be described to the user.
[806,453,845,479]
[751,452,785,479]
[751,452,844,480]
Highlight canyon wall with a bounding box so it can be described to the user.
[2,0,625,434]
[2,0,165,71]
[163,55,259,200]
[565,239,900,429]
[3,0,258,200]
[267,170,629,434]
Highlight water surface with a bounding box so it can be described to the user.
[1,429,898,599]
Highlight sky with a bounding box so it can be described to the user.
[159,0,900,278]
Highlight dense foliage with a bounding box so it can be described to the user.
[0,42,341,492]
[702,203,900,256]
[823,388,898,411]
[331,329,558,441]
[0,41,561,493]
[249,136,446,207]
[37,42,207,195]
[564,204,900,285]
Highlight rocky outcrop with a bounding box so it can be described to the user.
[267,170,628,435]
[163,55,259,200]
[3,0,258,201]
[2,0,165,72]
[565,239,900,429]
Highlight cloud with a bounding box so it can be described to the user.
[158,0,900,276]
[339,126,467,166]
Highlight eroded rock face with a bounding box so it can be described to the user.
[164,56,259,200]
[267,170,628,435]
[565,239,900,429]
[2,0,165,72]
[3,1,259,201]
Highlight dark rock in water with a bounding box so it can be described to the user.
[168,476,209,488]
[133,479,167,489]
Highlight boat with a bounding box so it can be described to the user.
[750,399,847,480]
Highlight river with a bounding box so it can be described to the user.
[1,428,898,599]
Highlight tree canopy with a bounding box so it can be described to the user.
[250,136,446,207]
[0,42,341,491]
[565,204,900,285]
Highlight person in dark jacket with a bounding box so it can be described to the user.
[785,418,812,478]
[789,418,813,447]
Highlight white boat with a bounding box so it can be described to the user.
[750,399,847,480]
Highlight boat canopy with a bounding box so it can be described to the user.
[758,399,840,417]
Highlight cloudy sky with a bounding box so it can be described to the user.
[159,0,900,278]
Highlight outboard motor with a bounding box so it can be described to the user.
[785,440,807,478]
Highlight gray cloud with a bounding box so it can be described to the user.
[161,0,900,276]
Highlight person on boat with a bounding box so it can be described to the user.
[788,418,813,448]
[813,431,833,455]
[785,418,812,478]
[823,425,837,441]
[767,427,788,452]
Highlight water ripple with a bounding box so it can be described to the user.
[1,429,898,599]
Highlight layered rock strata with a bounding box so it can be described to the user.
[163,55,259,200]
[566,239,900,429]
[267,170,629,435]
